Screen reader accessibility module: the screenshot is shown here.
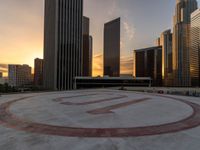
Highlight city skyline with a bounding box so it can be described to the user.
[1,0,200,77]
[1,1,200,148]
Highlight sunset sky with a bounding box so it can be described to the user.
[0,0,200,77]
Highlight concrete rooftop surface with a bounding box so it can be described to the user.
[0,89,200,150]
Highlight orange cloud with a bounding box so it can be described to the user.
[0,64,8,77]
[93,54,103,77]
[120,57,133,75]
[0,1,43,69]
[92,54,133,76]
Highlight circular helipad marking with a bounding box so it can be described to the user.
[0,93,200,137]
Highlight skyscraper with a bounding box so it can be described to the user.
[160,29,173,86]
[104,18,120,77]
[43,0,83,90]
[173,0,197,87]
[89,35,93,76]
[34,58,43,86]
[82,16,92,77]
[190,9,200,87]
[8,65,32,87]
[133,46,162,86]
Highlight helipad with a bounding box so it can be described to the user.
[0,89,200,150]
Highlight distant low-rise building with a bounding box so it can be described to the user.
[34,58,43,86]
[0,78,5,85]
[0,72,5,84]
[0,77,8,85]
[133,46,162,86]
[75,76,151,89]
[8,64,32,87]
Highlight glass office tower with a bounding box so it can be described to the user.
[190,9,200,87]
[173,0,197,87]
[43,0,83,90]
[34,58,43,86]
[133,46,162,86]
[82,16,92,77]
[104,18,120,77]
[160,29,173,86]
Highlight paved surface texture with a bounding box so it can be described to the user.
[0,89,200,150]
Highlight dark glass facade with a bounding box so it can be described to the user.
[75,77,151,89]
[34,58,43,86]
[82,16,92,77]
[104,18,120,77]
[43,0,83,90]
[135,51,145,77]
[89,36,93,76]
[133,46,162,86]
[173,0,198,87]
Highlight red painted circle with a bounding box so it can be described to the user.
[0,93,200,137]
